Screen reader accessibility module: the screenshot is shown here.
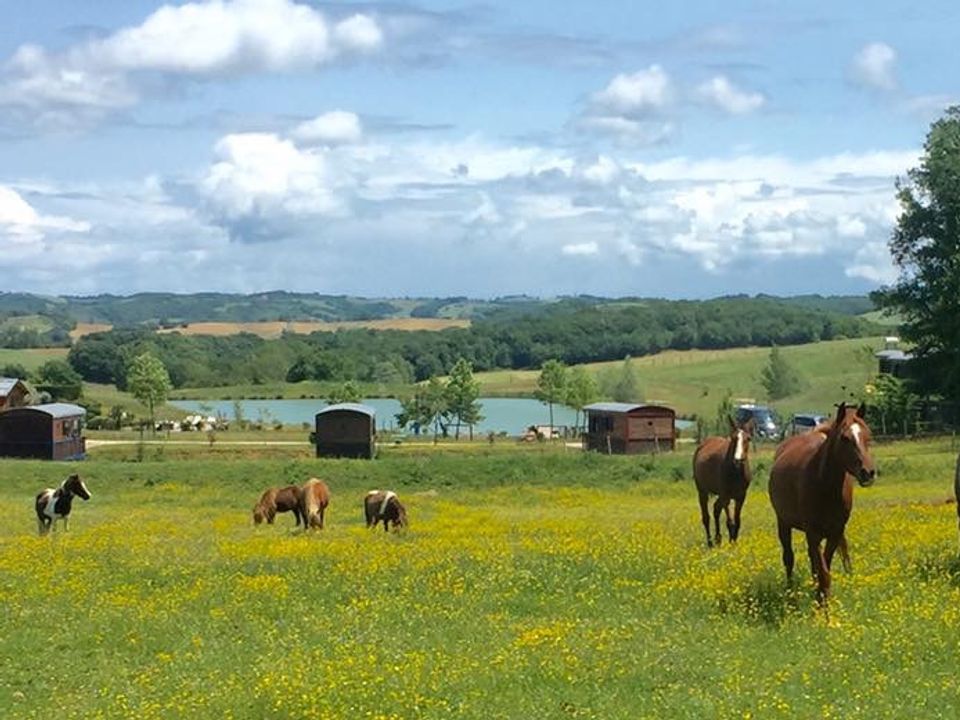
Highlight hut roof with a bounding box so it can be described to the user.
[0,377,26,397]
[316,403,376,418]
[875,349,913,362]
[10,403,87,419]
[583,402,674,414]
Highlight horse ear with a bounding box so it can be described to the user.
[856,402,867,419]
[727,415,737,433]
[833,402,847,426]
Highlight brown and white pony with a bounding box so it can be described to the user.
[35,474,91,535]
[364,490,408,532]
[769,402,876,602]
[253,485,303,526]
[693,417,753,546]
[300,478,330,530]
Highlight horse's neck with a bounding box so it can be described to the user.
[814,436,846,489]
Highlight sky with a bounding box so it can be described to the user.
[1,0,957,299]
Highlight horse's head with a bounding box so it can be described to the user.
[66,474,91,500]
[253,506,266,525]
[830,402,876,487]
[727,416,752,466]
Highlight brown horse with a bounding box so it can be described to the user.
[35,474,91,536]
[364,490,408,532]
[253,485,303,526]
[694,417,753,546]
[300,478,330,530]
[769,402,876,601]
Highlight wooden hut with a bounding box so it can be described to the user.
[0,377,30,411]
[0,403,86,460]
[314,403,376,459]
[582,402,676,454]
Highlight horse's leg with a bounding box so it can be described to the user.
[723,500,736,543]
[730,497,744,543]
[63,515,69,532]
[697,490,712,547]
[805,532,830,603]
[712,498,723,546]
[777,518,794,582]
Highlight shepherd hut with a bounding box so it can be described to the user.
[582,402,676,454]
[0,377,29,411]
[314,403,376,459]
[0,403,86,460]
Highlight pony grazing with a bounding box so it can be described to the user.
[693,417,753,546]
[35,473,91,535]
[253,485,303,526]
[300,478,330,530]
[364,490,408,532]
[769,402,876,602]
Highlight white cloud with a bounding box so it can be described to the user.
[592,65,673,116]
[0,185,91,241]
[561,241,599,256]
[851,42,897,91]
[0,0,383,121]
[697,76,765,114]
[291,111,363,145]
[846,240,897,284]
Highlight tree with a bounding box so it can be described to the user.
[873,106,960,401]
[396,377,450,442]
[565,366,599,432]
[126,352,172,430]
[34,360,83,401]
[445,358,483,439]
[326,380,362,405]
[535,359,567,433]
[600,356,641,403]
[0,362,29,379]
[760,345,804,401]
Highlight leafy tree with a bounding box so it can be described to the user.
[0,362,29,379]
[446,358,483,439]
[600,356,641,403]
[760,345,805,400]
[396,376,451,442]
[34,360,83,401]
[565,366,599,432]
[866,374,919,436]
[535,359,567,433]
[326,380,362,405]
[873,106,960,401]
[126,352,172,430]
[713,389,736,437]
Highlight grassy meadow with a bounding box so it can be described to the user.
[2,438,960,718]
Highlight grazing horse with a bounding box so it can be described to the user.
[253,485,303,526]
[769,402,876,602]
[35,474,91,536]
[300,478,330,530]
[364,490,408,532]
[694,417,753,546]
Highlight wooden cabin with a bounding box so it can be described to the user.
[582,402,676,454]
[314,403,376,459]
[0,403,86,460]
[0,377,30,411]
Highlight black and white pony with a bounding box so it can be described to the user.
[364,490,408,532]
[35,474,91,535]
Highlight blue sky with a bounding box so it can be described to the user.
[1,0,957,298]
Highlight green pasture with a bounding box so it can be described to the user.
[0,347,69,372]
[2,438,960,718]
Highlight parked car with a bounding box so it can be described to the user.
[735,404,780,439]
[786,413,828,437]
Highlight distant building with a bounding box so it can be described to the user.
[0,377,30,412]
[582,402,676,454]
[0,403,86,460]
[314,403,377,459]
[875,349,914,379]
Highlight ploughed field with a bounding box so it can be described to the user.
[1,440,959,719]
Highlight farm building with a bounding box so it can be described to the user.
[314,403,376,459]
[0,377,30,411]
[0,403,86,460]
[582,402,676,454]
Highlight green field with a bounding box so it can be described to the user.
[475,337,884,418]
[0,347,69,372]
[2,438,959,718]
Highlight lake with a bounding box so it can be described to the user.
[169,397,579,435]
[169,398,696,436]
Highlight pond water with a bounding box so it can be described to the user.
[169,397,579,435]
[169,397,696,437]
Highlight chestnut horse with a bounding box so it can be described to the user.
[35,473,91,535]
[364,490,408,532]
[769,402,875,601]
[253,485,303,526]
[300,478,330,530]
[694,417,753,546]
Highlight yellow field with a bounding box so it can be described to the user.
[69,322,113,340]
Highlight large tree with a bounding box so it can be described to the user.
[127,352,172,430]
[445,358,483,440]
[535,359,568,433]
[565,366,599,432]
[873,106,960,400]
[34,359,83,401]
[760,345,805,401]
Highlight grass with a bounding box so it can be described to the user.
[0,347,69,371]
[475,337,885,418]
[1,437,959,718]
